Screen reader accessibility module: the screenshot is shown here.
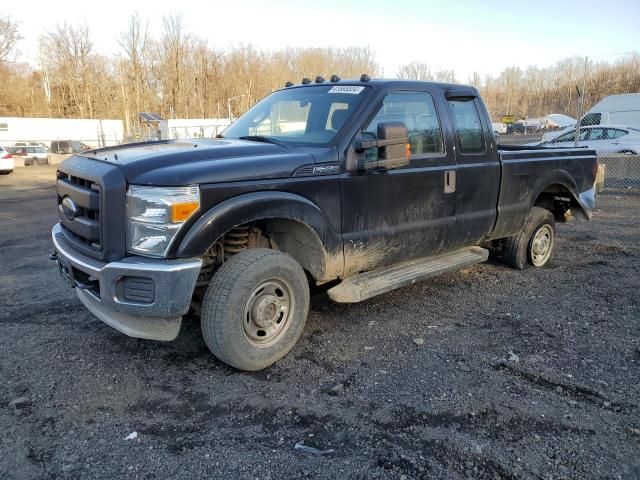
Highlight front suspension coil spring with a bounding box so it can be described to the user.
[223,226,250,258]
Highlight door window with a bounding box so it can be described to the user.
[448,99,486,154]
[364,92,444,156]
[606,128,627,139]
[588,128,607,140]
[554,128,589,143]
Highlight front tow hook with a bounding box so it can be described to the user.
[49,251,58,261]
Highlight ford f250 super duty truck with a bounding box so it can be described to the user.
[51,76,597,371]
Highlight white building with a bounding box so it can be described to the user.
[0,117,124,148]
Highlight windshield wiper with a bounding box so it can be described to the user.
[238,135,287,147]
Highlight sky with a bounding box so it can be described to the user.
[4,0,640,81]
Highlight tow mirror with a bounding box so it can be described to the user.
[351,121,410,172]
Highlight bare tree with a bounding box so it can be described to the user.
[40,22,94,117]
[0,16,22,63]
[119,13,150,129]
[160,13,190,117]
[2,14,637,129]
[397,62,433,80]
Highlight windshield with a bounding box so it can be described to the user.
[223,85,369,146]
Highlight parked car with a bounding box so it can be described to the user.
[492,122,507,135]
[48,140,90,164]
[537,125,640,154]
[49,140,90,154]
[506,121,539,134]
[13,141,49,148]
[9,145,50,165]
[0,146,15,174]
[51,77,597,371]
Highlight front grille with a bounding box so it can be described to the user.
[57,171,102,250]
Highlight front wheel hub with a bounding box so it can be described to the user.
[243,279,292,347]
[252,294,281,328]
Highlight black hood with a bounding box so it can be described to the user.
[78,139,316,185]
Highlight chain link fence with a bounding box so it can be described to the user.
[597,154,640,189]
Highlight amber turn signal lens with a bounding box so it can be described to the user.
[171,202,199,222]
[405,143,411,159]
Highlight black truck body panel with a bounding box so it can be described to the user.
[56,79,597,281]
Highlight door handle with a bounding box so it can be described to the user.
[444,170,456,193]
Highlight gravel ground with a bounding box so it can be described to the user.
[1,165,639,480]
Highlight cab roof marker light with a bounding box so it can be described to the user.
[330,74,340,82]
[285,81,293,87]
[360,73,371,82]
[315,76,325,83]
[301,77,311,85]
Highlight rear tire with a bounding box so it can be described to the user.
[499,207,556,270]
[201,248,310,371]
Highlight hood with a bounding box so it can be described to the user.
[78,139,316,185]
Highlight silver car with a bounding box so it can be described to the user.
[538,126,640,154]
[9,145,50,164]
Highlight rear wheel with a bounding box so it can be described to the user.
[498,207,556,269]
[201,248,310,371]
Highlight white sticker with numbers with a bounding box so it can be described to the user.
[328,86,365,94]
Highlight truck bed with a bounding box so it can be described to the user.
[491,145,597,239]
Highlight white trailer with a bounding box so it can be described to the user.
[0,117,124,148]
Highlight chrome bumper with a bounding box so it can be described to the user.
[52,223,202,341]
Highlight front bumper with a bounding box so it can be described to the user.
[52,223,202,341]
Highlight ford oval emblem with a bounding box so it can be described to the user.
[61,196,79,221]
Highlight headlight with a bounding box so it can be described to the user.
[126,185,200,257]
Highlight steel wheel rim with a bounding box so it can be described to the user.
[242,278,293,348]
[530,224,554,266]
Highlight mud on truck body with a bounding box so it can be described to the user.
[51,76,597,370]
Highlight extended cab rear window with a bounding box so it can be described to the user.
[448,99,486,154]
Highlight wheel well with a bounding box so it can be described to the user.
[261,218,330,281]
[197,218,337,289]
[533,184,584,222]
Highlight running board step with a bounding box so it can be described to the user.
[328,246,489,303]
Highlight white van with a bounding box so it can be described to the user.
[580,93,640,128]
[542,93,640,142]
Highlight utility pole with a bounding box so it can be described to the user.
[575,56,588,147]
[227,95,246,122]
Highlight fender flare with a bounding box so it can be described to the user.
[531,168,593,220]
[174,191,343,280]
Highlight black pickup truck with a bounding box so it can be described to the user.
[51,76,597,370]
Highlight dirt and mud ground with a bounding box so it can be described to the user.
[1,165,639,479]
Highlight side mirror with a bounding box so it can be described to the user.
[351,121,410,172]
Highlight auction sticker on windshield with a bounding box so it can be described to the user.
[328,86,365,94]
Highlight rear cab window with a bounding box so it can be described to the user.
[448,99,486,154]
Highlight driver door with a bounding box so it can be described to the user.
[341,90,457,275]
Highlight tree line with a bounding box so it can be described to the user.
[397,55,640,121]
[1,13,639,131]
